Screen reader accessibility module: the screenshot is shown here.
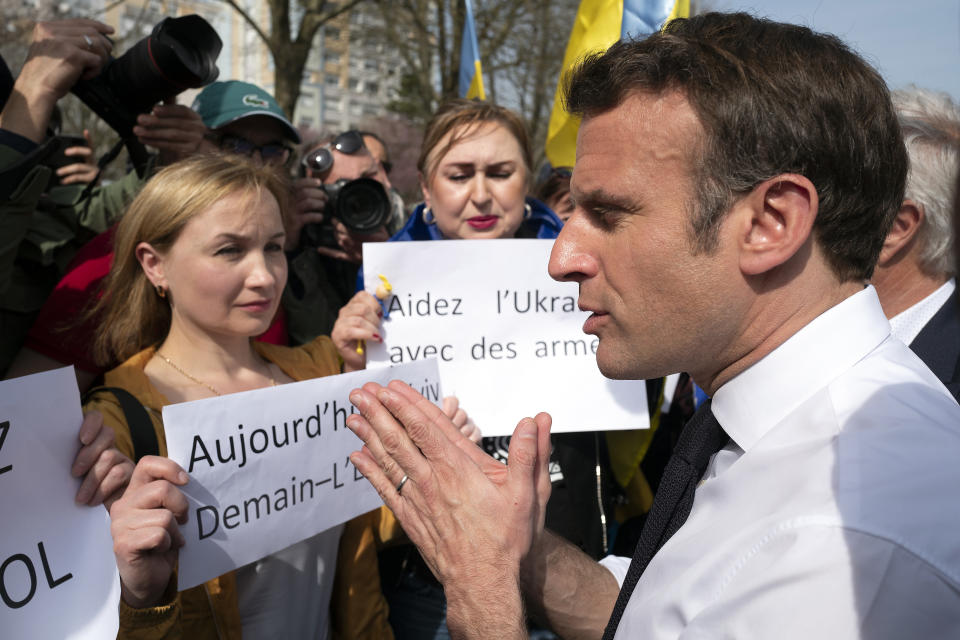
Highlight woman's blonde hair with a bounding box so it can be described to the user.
[93,153,291,365]
[417,99,533,187]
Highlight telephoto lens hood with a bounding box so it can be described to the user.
[71,14,222,139]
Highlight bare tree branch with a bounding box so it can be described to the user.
[217,0,272,48]
[298,0,366,44]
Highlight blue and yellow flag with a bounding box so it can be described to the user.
[545,0,688,168]
[459,0,486,100]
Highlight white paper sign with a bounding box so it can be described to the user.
[163,359,440,590]
[363,239,648,436]
[0,367,120,639]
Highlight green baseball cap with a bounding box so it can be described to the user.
[192,80,300,144]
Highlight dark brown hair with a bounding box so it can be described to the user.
[418,99,533,186]
[565,12,908,281]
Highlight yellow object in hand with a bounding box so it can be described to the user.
[359,274,392,354]
[375,274,393,300]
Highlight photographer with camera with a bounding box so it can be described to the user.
[1,14,219,383]
[284,131,397,345]
[358,130,410,230]
[0,18,153,378]
[1,13,221,380]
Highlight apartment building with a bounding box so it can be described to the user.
[94,0,400,132]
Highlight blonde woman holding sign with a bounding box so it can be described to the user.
[83,154,390,639]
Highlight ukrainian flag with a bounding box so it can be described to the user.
[459,0,486,100]
[545,0,688,167]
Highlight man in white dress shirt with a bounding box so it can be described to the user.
[871,87,959,398]
[343,12,960,639]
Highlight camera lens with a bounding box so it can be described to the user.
[333,178,391,233]
[107,16,222,116]
[72,15,222,139]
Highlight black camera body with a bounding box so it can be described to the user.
[301,178,392,249]
[71,15,222,139]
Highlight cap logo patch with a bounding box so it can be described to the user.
[242,94,269,108]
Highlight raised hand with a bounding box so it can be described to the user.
[133,100,207,164]
[346,380,552,637]
[0,19,114,143]
[287,176,330,250]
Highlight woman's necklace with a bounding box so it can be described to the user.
[155,351,276,396]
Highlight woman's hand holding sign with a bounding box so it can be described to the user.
[109,456,190,608]
[346,381,552,638]
[72,410,133,509]
[332,291,383,372]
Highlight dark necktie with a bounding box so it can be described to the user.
[602,399,728,639]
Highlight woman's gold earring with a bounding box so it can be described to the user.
[155,285,166,299]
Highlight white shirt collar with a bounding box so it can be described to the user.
[712,286,890,451]
[888,278,956,346]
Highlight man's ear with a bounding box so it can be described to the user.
[737,174,818,276]
[135,241,166,290]
[876,200,923,267]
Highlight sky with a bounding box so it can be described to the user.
[712,0,960,101]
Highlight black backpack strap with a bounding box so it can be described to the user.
[82,386,159,462]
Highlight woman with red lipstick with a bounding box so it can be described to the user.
[396,99,561,243]
[82,154,390,639]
